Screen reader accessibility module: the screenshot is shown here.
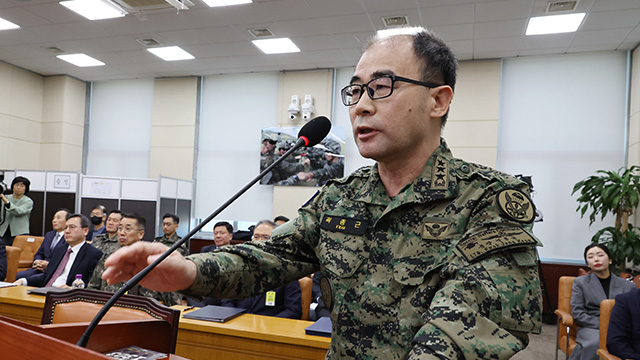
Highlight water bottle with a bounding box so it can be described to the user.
[72,274,85,288]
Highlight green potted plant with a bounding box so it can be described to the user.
[572,166,640,273]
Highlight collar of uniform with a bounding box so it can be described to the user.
[354,138,458,206]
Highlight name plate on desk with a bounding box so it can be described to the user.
[182,305,246,323]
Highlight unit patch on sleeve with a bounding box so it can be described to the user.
[422,221,450,240]
[456,227,537,263]
[320,215,367,235]
[496,188,535,223]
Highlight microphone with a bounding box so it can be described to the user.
[76,115,332,347]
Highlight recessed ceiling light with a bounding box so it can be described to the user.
[0,17,20,30]
[57,53,105,67]
[60,0,127,20]
[376,26,423,38]
[526,13,586,35]
[252,38,300,54]
[147,46,195,61]
[201,0,252,7]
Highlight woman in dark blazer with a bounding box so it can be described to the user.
[569,243,636,360]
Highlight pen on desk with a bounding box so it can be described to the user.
[183,305,196,311]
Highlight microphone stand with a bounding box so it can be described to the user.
[77,136,312,347]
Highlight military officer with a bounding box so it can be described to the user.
[103,27,542,359]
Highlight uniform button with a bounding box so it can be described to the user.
[460,164,470,173]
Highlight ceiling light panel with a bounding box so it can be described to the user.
[252,38,300,54]
[147,46,195,61]
[526,13,586,35]
[57,53,106,67]
[60,0,127,20]
[0,17,20,30]
[201,0,252,7]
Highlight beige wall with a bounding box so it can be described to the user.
[148,77,198,180]
[0,62,86,172]
[0,62,44,170]
[273,69,334,218]
[629,47,640,168]
[41,75,86,171]
[445,60,501,168]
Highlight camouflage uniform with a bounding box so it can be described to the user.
[184,140,543,359]
[90,232,119,255]
[88,241,183,306]
[154,233,188,256]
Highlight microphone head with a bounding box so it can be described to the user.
[298,116,331,147]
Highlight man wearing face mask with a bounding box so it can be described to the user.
[86,205,107,242]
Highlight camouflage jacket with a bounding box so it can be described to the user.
[154,233,188,256]
[88,243,183,307]
[90,232,119,255]
[184,140,543,359]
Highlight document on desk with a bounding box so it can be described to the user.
[182,305,247,323]
[0,281,17,288]
[305,316,332,337]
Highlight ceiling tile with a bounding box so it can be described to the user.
[474,19,527,39]
[475,0,533,22]
[581,9,640,31]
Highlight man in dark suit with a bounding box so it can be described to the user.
[14,213,102,288]
[201,221,234,253]
[607,287,640,359]
[220,220,302,319]
[16,208,70,279]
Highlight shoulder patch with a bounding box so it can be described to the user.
[456,227,537,263]
[497,188,535,223]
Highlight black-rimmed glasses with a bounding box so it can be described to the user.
[341,75,442,106]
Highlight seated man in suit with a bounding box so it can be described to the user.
[154,213,188,256]
[88,212,182,306]
[607,287,640,359]
[201,221,234,253]
[16,208,70,279]
[90,209,123,254]
[14,213,102,288]
[220,220,302,319]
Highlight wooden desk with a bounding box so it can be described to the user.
[0,288,330,360]
[175,306,330,360]
[0,285,46,324]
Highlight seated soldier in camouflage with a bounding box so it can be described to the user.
[154,213,188,256]
[89,213,182,306]
[103,28,543,359]
[90,210,122,254]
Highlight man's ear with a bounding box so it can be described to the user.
[430,85,454,119]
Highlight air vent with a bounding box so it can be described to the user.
[546,1,578,13]
[111,0,192,11]
[42,46,65,54]
[248,28,274,38]
[382,16,409,27]
[137,38,163,46]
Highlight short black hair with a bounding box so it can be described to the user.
[583,243,612,262]
[274,215,289,223]
[122,212,146,230]
[108,209,123,217]
[11,176,30,194]
[67,213,90,228]
[214,221,233,233]
[162,213,179,224]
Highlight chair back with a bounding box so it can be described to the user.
[599,299,615,350]
[12,235,44,270]
[4,246,21,282]
[299,276,313,321]
[41,288,180,353]
[555,276,578,358]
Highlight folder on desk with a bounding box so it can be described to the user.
[305,316,332,337]
[27,287,72,296]
[182,305,247,323]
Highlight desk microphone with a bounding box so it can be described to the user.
[76,116,332,348]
